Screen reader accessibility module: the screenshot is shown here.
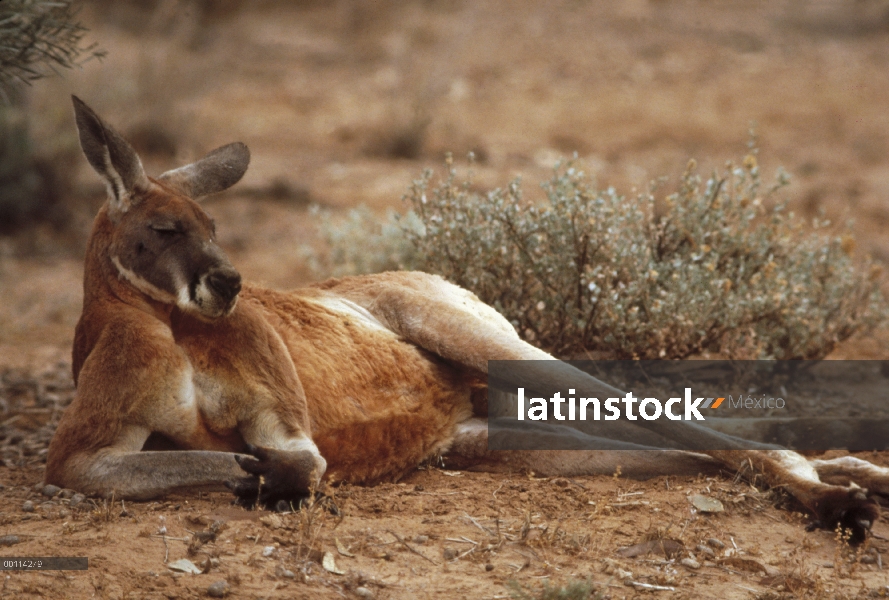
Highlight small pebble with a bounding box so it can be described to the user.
[680,557,701,570]
[0,535,20,546]
[262,546,275,557]
[207,580,229,598]
[485,563,494,571]
[41,484,61,498]
[69,494,86,509]
[696,544,715,558]
[21,501,34,513]
[58,489,74,499]
[443,547,458,560]
[706,538,725,549]
[861,555,877,565]
[355,587,374,599]
[59,509,71,519]
[276,567,295,579]
[413,535,428,544]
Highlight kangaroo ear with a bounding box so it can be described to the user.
[158,142,250,200]
[72,95,149,215]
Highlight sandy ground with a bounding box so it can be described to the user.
[3,1,889,597]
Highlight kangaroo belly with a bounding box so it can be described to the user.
[248,289,475,484]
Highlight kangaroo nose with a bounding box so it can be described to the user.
[207,267,242,303]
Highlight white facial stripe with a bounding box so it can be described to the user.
[174,270,193,310]
[111,255,178,305]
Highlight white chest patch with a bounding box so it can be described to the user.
[177,368,198,410]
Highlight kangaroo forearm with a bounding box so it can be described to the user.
[58,450,246,500]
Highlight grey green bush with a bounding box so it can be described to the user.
[508,577,601,600]
[313,150,885,360]
[0,0,103,90]
[0,1,104,234]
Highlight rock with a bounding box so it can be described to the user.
[707,538,725,549]
[412,535,428,544]
[696,544,715,558]
[689,494,724,513]
[168,558,202,574]
[58,489,74,499]
[680,557,701,569]
[21,501,34,513]
[262,546,276,557]
[259,514,283,530]
[485,563,494,571]
[41,484,61,498]
[321,552,345,575]
[443,547,458,560]
[0,535,20,546]
[274,564,295,578]
[355,587,373,599]
[207,580,229,597]
[69,494,86,509]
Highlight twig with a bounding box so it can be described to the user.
[455,546,476,560]
[631,581,675,592]
[387,530,438,565]
[151,535,190,542]
[462,513,495,536]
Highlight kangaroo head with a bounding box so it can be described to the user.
[72,95,250,319]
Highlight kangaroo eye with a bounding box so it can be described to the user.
[150,225,180,237]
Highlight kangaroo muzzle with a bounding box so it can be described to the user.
[206,266,242,307]
[191,263,242,319]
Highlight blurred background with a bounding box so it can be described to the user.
[2,0,889,368]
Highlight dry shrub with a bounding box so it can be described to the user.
[315,148,886,360]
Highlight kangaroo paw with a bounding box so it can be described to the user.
[805,486,880,545]
[227,444,323,509]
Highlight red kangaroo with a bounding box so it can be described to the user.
[46,96,888,543]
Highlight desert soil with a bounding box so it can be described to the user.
[3,1,889,598]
